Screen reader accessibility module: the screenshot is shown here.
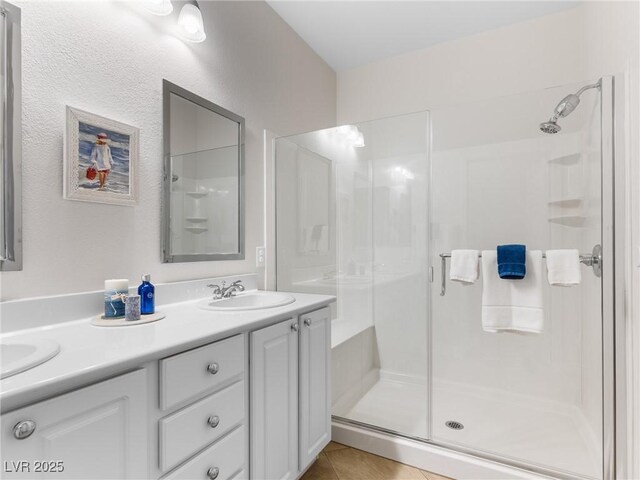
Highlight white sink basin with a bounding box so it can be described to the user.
[0,339,61,379]
[199,292,296,311]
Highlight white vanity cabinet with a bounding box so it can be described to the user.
[0,297,333,480]
[250,306,331,480]
[0,369,149,479]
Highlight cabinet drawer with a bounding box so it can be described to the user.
[160,381,245,472]
[163,426,245,480]
[160,334,245,410]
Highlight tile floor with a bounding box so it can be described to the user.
[301,442,455,480]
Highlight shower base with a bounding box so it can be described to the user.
[333,370,600,479]
[333,370,429,438]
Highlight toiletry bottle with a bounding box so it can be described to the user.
[138,274,155,315]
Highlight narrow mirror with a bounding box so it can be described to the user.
[0,2,21,272]
[162,80,244,263]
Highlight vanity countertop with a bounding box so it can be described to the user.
[0,289,334,413]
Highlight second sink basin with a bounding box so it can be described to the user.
[0,339,61,379]
[199,292,295,311]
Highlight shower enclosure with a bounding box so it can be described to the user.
[274,77,615,480]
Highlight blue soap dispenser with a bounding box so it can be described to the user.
[138,274,155,315]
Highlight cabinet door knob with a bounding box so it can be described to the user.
[207,467,219,479]
[207,362,219,375]
[303,318,311,327]
[207,416,220,428]
[13,420,36,440]
[291,323,299,333]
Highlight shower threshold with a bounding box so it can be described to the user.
[332,417,597,480]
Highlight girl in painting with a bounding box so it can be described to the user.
[90,132,114,191]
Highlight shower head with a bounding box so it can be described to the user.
[539,120,562,134]
[539,82,600,134]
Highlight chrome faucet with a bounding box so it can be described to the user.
[222,280,245,298]
[207,283,223,300]
[207,280,245,300]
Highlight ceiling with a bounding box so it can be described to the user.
[267,1,579,71]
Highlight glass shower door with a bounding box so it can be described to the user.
[275,112,431,440]
[429,81,606,479]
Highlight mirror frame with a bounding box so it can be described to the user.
[0,2,22,272]
[162,80,245,263]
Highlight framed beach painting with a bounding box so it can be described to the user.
[64,107,139,206]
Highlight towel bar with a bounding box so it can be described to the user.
[438,245,602,296]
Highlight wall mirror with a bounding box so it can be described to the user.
[162,80,244,263]
[0,2,22,272]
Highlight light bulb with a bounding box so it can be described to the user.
[178,3,206,43]
[353,131,365,148]
[145,0,173,16]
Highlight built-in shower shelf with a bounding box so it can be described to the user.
[548,198,583,208]
[186,217,208,223]
[548,216,586,228]
[548,153,582,166]
[184,226,208,234]
[185,191,208,198]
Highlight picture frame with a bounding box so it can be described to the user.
[64,106,139,206]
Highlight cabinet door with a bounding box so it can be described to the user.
[250,319,299,480]
[299,307,331,469]
[1,369,148,479]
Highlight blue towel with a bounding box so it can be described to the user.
[497,244,526,279]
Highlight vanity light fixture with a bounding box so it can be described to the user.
[144,0,173,16]
[177,0,207,43]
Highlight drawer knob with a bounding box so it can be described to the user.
[13,420,36,440]
[291,323,299,333]
[207,467,219,479]
[206,362,219,375]
[207,415,220,428]
[303,318,311,327]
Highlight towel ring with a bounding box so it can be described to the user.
[438,244,602,296]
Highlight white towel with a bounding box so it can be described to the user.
[450,249,479,284]
[481,250,544,334]
[545,249,581,286]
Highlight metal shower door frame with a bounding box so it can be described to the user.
[600,74,624,480]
